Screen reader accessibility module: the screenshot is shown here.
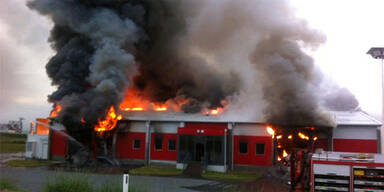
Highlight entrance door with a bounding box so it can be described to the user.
[195,143,204,161]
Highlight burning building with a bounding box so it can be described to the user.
[26,0,381,174]
[44,109,380,172]
[25,118,50,160]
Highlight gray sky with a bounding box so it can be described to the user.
[0,0,53,128]
[0,0,383,131]
[292,0,384,120]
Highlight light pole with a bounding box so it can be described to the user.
[367,47,384,153]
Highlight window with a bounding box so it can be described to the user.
[255,143,265,155]
[206,136,224,164]
[26,142,32,152]
[239,141,248,154]
[168,139,176,151]
[133,139,141,149]
[155,134,163,150]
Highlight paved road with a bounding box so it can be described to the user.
[0,166,215,192]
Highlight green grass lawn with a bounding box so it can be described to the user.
[0,178,22,192]
[7,159,50,167]
[202,171,262,182]
[0,133,27,153]
[129,166,182,176]
[44,175,147,192]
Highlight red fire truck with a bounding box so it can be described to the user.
[311,151,384,192]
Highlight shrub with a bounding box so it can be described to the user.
[129,166,182,176]
[202,171,262,182]
[0,178,20,191]
[7,159,50,167]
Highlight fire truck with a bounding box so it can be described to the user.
[267,125,384,191]
[311,151,384,192]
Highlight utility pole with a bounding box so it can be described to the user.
[367,47,384,153]
[0,56,3,100]
[19,117,24,134]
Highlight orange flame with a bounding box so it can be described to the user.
[50,105,62,117]
[30,121,34,134]
[119,87,187,112]
[266,126,275,137]
[283,149,288,157]
[210,109,219,115]
[205,108,223,116]
[94,106,122,132]
[36,118,50,135]
[298,132,309,140]
[154,106,167,111]
[119,87,226,114]
[132,107,144,111]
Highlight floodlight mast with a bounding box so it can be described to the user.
[367,47,384,153]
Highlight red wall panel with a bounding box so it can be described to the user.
[185,123,226,129]
[233,136,272,166]
[179,123,227,136]
[116,132,146,159]
[333,139,377,153]
[150,133,178,161]
[314,138,328,151]
[50,130,67,156]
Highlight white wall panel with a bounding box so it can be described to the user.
[120,121,179,133]
[232,123,268,136]
[151,122,179,133]
[128,121,147,132]
[313,164,350,176]
[333,126,377,140]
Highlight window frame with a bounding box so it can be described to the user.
[132,139,141,150]
[26,142,33,152]
[168,139,176,151]
[239,141,248,154]
[154,134,163,151]
[255,143,265,155]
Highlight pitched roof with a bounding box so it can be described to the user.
[332,110,381,126]
[122,110,381,127]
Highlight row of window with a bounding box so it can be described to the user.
[132,138,265,155]
[132,138,176,151]
[239,142,265,155]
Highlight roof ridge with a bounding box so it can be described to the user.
[359,110,382,124]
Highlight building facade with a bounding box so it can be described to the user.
[47,110,381,172]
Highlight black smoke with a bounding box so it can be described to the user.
[28,0,357,135]
[27,0,240,134]
[250,37,332,127]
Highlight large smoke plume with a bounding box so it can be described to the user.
[27,0,357,134]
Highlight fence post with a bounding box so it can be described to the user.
[123,170,129,192]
